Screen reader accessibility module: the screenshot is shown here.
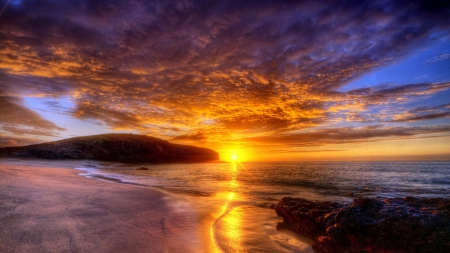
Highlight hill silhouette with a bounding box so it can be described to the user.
[0,134,219,163]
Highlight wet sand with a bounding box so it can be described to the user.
[0,164,204,252]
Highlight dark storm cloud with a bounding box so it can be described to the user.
[0,0,449,142]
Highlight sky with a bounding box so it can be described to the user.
[0,0,449,162]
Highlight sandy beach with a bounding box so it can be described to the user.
[0,163,204,252]
[3,159,446,253]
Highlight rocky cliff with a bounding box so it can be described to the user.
[0,134,219,163]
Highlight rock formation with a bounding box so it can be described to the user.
[0,134,219,163]
[274,197,450,253]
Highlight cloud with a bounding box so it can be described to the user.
[392,112,450,122]
[426,53,450,63]
[261,149,346,154]
[345,82,450,104]
[73,102,144,130]
[390,103,450,122]
[171,132,207,143]
[323,82,450,123]
[244,125,450,147]
[0,87,65,136]
[0,134,42,147]
[0,0,449,142]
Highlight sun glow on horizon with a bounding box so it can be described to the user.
[0,1,449,162]
[216,143,249,162]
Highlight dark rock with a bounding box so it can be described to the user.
[136,167,149,170]
[274,197,450,253]
[0,134,219,163]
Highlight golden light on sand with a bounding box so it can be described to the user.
[209,161,244,252]
[221,206,243,250]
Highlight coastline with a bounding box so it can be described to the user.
[0,147,363,253]
[7,159,445,252]
[0,159,315,253]
[0,162,206,252]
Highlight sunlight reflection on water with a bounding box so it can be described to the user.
[211,161,244,252]
[210,161,313,252]
[73,160,449,252]
[4,159,448,252]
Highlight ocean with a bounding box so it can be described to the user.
[4,159,449,252]
[75,161,450,253]
[78,161,450,201]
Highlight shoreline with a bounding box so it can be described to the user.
[3,159,448,252]
[0,159,315,252]
[74,161,315,252]
[0,163,207,252]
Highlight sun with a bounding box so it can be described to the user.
[232,154,237,161]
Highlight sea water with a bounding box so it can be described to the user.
[73,161,450,253]
[3,159,448,252]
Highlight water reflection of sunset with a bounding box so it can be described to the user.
[210,162,245,252]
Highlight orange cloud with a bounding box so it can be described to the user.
[0,0,449,162]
